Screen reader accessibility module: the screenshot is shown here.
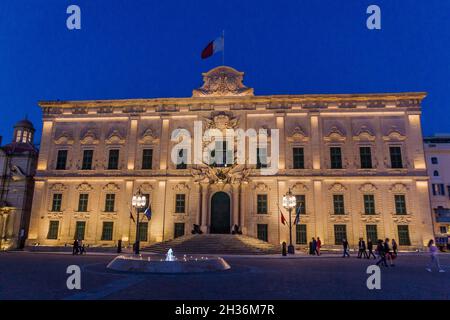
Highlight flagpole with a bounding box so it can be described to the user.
[222,30,225,66]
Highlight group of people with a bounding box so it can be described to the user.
[341,237,398,267]
[308,237,322,255]
[72,239,86,255]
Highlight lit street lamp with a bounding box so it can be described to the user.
[132,191,147,255]
[282,188,297,254]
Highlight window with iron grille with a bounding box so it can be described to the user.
[257,194,268,214]
[394,195,407,215]
[333,195,345,215]
[81,150,93,170]
[174,223,185,238]
[293,147,305,169]
[104,194,115,212]
[78,194,89,212]
[389,146,403,168]
[47,221,59,239]
[139,222,148,242]
[75,221,86,240]
[175,194,186,213]
[296,224,307,244]
[108,149,119,170]
[56,150,68,170]
[52,193,62,212]
[257,224,268,242]
[334,225,347,245]
[101,222,113,241]
[366,225,378,242]
[359,146,372,169]
[142,149,153,169]
[330,147,342,169]
[397,225,411,246]
[363,195,376,215]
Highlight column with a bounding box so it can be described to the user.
[127,119,138,170]
[232,183,240,228]
[196,184,202,225]
[313,180,326,243]
[37,121,54,171]
[240,182,248,234]
[201,183,209,233]
[159,118,170,170]
[276,116,285,170]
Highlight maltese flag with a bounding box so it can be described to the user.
[201,36,224,59]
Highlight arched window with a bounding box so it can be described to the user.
[434,170,439,177]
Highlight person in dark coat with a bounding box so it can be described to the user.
[384,238,395,266]
[342,238,350,258]
[312,238,317,256]
[376,239,388,267]
[367,238,376,259]
[72,239,79,255]
[308,240,314,255]
[357,237,368,259]
[392,239,398,255]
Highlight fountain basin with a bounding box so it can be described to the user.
[107,254,231,273]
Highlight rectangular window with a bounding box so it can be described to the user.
[47,221,59,240]
[78,194,89,212]
[51,193,62,212]
[389,146,403,169]
[256,147,268,169]
[56,150,68,170]
[330,147,342,169]
[359,146,372,169]
[366,225,378,242]
[108,149,119,170]
[101,222,113,241]
[174,223,185,238]
[212,141,232,167]
[432,184,445,196]
[75,221,86,240]
[295,195,306,215]
[440,226,447,234]
[296,224,307,244]
[448,186,450,200]
[397,225,411,246]
[81,150,93,170]
[139,222,148,242]
[333,195,345,215]
[257,194,268,214]
[293,147,305,169]
[394,195,407,215]
[334,225,347,245]
[257,224,268,242]
[431,157,438,164]
[175,194,186,213]
[104,194,115,212]
[363,195,376,215]
[176,149,187,169]
[142,149,153,170]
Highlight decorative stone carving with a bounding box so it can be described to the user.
[138,182,154,193]
[353,126,376,141]
[389,183,408,193]
[173,182,190,192]
[383,127,406,141]
[54,132,74,145]
[360,215,381,223]
[291,182,309,193]
[324,126,346,142]
[76,182,93,192]
[192,66,254,97]
[139,128,159,144]
[80,129,99,145]
[287,126,309,142]
[191,164,251,185]
[50,183,67,192]
[329,183,347,192]
[329,215,350,222]
[253,182,270,192]
[204,112,239,131]
[392,215,412,223]
[102,182,120,192]
[105,130,125,144]
[359,183,377,193]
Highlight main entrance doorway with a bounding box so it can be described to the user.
[210,192,231,234]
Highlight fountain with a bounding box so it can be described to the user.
[106,248,230,273]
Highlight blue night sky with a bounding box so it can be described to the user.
[0,0,449,144]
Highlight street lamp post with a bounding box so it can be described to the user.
[132,192,146,255]
[282,188,297,254]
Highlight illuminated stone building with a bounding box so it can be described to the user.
[27,66,434,250]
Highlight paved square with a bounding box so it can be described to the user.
[0,252,449,300]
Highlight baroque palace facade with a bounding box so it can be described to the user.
[27,66,434,249]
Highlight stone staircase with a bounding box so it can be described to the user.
[142,234,281,255]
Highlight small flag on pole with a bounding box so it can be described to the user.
[294,205,301,225]
[281,211,287,225]
[144,204,152,220]
[201,35,224,59]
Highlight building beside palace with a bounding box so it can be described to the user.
[424,135,450,238]
[0,119,38,250]
[27,66,435,250]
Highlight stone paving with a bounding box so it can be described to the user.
[1,251,449,300]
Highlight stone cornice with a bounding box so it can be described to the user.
[39,92,426,115]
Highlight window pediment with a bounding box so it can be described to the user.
[324,126,346,142]
[76,182,94,192]
[383,128,406,141]
[54,132,74,145]
[80,130,99,145]
[287,126,309,142]
[139,128,159,144]
[105,130,125,145]
[102,182,120,192]
[329,183,347,192]
[353,126,376,141]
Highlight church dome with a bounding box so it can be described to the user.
[14,119,35,130]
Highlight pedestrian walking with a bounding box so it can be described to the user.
[367,238,376,259]
[357,237,368,259]
[376,239,388,267]
[392,239,398,255]
[312,238,317,256]
[316,237,322,256]
[426,239,445,273]
[342,238,350,258]
[309,240,314,255]
[384,238,395,266]
[72,239,79,255]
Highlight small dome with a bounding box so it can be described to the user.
[14,119,34,130]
